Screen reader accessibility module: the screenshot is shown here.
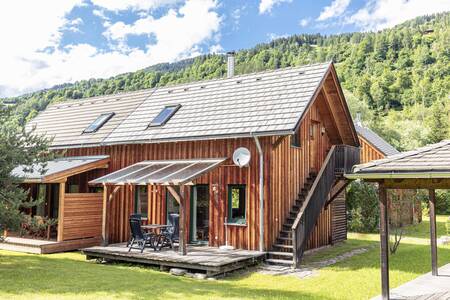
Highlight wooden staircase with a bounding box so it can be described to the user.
[266,145,360,267]
[266,173,316,266]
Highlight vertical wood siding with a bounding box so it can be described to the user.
[359,137,385,163]
[270,99,335,250]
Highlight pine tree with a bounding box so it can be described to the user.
[0,106,53,234]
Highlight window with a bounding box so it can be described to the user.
[227,185,246,224]
[134,186,148,217]
[68,184,79,193]
[166,186,180,222]
[35,184,47,217]
[148,105,181,127]
[291,131,301,148]
[83,112,115,133]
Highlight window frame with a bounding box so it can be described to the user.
[83,112,115,134]
[291,130,301,148]
[134,185,148,218]
[227,184,247,225]
[148,104,181,128]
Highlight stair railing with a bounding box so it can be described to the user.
[291,145,359,267]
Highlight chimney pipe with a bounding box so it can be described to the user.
[356,112,362,127]
[227,51,235,78]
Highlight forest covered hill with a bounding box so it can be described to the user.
[2,12,449,151]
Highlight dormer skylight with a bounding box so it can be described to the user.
[83,112,115,133]
[148,105,181,127]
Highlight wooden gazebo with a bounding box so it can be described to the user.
[347,140,450,299]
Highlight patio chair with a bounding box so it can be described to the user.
[154,213,179,251]
[127,214,143,247]
[128,217,153,253]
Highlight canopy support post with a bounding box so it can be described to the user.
[167,185,187,256]
[57,181,66,242]
[429,189,438,276]
[379,182,390,300]
[102,185,108,246]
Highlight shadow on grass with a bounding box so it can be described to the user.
[0,251,333,300]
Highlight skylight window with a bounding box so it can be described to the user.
[148,105,181,127]
[83,112,115,133]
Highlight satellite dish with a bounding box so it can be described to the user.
[233,147,251,167]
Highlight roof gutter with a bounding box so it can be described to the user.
[346,172,450,180]
[252,134,265,252]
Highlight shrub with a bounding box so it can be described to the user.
[347,180,380,233]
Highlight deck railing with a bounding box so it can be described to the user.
[292,145,360,267]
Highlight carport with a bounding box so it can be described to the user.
[347,140,450,300]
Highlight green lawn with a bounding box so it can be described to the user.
[0,216,449,300]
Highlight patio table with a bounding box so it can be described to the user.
[141,224,171,230]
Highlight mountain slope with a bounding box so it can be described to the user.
[2,12,449,151]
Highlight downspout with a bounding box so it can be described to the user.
[253,136,264,252]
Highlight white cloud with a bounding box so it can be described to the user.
[0,0,222,98]
[104,0,221,62]
[299,18,310,27]
[259,0,292,14]
[209,44,223,53]
[267,33,288,41]
[90,0,180,12]
[65,17,84,32]
[317,0,351,21]
[348,0,450,30]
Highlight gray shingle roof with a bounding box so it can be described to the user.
[12,155,110,182]
[349,140,450,178]
[27,90,151,147]
[355,124,399,156]
[28,62,332,148]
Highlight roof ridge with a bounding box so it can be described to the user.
[46,61,332,109]
[355,139,450,170]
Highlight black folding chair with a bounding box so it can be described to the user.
[128,217,153,253]
[126,214,142,247]
[154,213,179,251]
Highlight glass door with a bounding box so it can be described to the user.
[190,185,209,244]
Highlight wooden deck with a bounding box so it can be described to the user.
[82,243,265,277]
[372,263,450,300]
[0,236,101,254]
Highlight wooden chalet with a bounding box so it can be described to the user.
[6,61,360,267]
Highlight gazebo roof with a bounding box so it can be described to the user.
[347,140,450,179]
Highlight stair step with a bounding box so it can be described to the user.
[272,244,293,250]
[282,224,292,230]
[265,258,293,266]
[276,237,292,245]
[279,230,291,237]
[267,251,293,258]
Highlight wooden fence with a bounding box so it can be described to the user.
[62,193,103,241]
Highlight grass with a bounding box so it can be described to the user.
[0,216,449,300]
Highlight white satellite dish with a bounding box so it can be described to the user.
[233,147,251,167]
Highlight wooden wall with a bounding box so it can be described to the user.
[66,137,271,250]
[359,137,384,163]
[270,97,335,250]
[63,193,103,241]
[331,192,347,244]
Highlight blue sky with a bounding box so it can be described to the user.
[0,0,448,97]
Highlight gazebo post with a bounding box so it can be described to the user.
[429,189,438,276]
[379,182,390,300]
